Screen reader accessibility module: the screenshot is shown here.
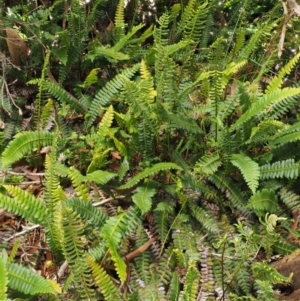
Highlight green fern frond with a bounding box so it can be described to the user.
[189,202,220,234]
[113,23,144,52]
[119,162,182,190]
[97,105,114,140]
[7,262,57,296]
[266,52,300,92]
[272,130,300,146]
[86,255,122,300]
[279,187,300,212]
[86,63,140,127]
[182,261,200,301]
[252,262,292,285]
[68,167,89,201]
[232,88,300,130]
[132,182,156,214]
[168,272,180,301]
[3,185,48,225]
[231,153,260,194]
[44,81,87,111]
[209,173,249,216]
[100,207,141,283]
[86,44,129,62]
[114,0,125,28]
[194,152,221,175]
[164,113,201,134]
[2,131,54,168]
[78,169,117,185]
[260,159,299,180]
[247,189,278,217]
[60,206,96,299]
[80,68,100,88]
[0,250,8,300]
[65,198,107,229]
[246,120,285,144]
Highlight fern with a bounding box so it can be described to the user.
[247,189,278,217]
[231,153,260,194]
[65,198,107,229]
[260,159,299,180]
[182,261,200,301]
[2,131,54,168]
[119,162,182,190]
[86,255,122,300]
[100,206,142,283]
[232,88,300,130]
[266,52,300,92]
[0,250,8,300]
[132,182,156,214]
[7,262,57,296]
[194,152,222,175]
[60,205,96,299]
[2,185,48,225]
[86,63,140,127]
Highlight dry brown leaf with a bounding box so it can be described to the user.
[5,27,29,66]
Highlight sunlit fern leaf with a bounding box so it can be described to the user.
[182,261,200,301]
[78,169,117,185]
[119,162,182,190]
[114,0,124,28]
[86,255,122,300]
[3,185,48,225]
[86,63,140,127]
[0,250,8,300]
[252,262,292,285]
[97,105,114,140]
[65,198,107,229]
[100,206,142,283]
[80,68,100,88]
[68,167,89,202]
[231,153,260,194]
[60,206,96,299]
[266,52,300,93]
[132,183,156,214]
[260,159,298,180]
[247,189,278,217]
[113,23,145,52]
[7,262,57,296]
[194,152,221,175]
[86,44,129,62]
[232,88,300,130]
[246,120,285,144]
[272,131,300,146]
[2,131,54,168]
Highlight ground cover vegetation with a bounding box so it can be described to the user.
[1,0,300,300]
